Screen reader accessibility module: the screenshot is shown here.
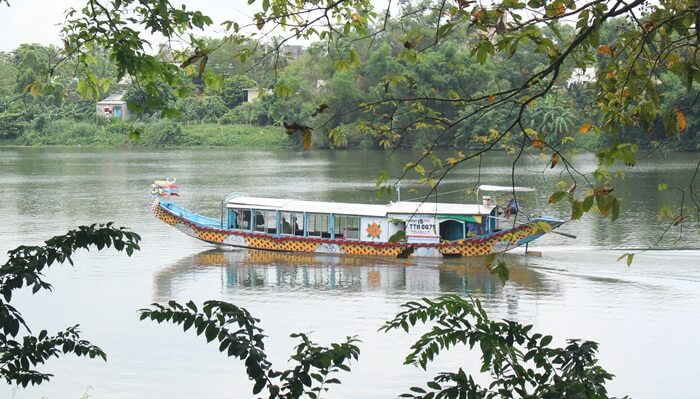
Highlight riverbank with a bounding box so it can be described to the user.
[2,120,293,147]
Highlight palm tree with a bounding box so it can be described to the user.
[529,92,578,144]
[261,36,295,72]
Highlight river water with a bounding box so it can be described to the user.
[0,147,698,399]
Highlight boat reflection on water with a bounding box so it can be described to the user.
[153,249,557,302]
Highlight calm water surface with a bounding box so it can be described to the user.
[0,148,698,399]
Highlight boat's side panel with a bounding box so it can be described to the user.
[153,199,559,257]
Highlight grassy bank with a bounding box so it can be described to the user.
[8,119,294,147]
[179,123,292,146]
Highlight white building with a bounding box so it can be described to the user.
[566,68,596,87]
[96,93,129,121]
[243,88,272,102]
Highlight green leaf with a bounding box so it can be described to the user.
[617,252,635,267]
[571,200,584,220]
[490,260,510,283]
[611,197,621,221]
[436,23,453,40]
[548,191,568,204]
[204,324,218,342]
[389,230,406,243]
[540,335,553,346]
[534,221,552,233]
[253,378,266,394]
[348,48,361,67]
[375,170,389,189]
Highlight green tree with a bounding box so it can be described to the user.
[528,91,579,145]
[0,55,17,97]
[221,75,256,108]
[260,68,315,126]
[125,81,177,117]
[193,95,228,121]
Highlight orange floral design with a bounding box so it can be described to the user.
[366,223,382,239]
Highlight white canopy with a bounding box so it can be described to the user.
[477,185,536,192]
[386,201,491,216]
[226,196,494,217]
[226,196,388,217]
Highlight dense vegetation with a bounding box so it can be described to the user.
[0,45,291,147]
[1,13,697,151]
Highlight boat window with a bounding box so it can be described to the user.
[333,215,360,240]
[231,208,251,230]
[279,211,303,235]
[253,210,277,234]
[307,213,330,238]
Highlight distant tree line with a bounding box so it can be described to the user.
[0,14,698,151]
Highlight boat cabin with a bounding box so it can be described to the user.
[223,195,498,244]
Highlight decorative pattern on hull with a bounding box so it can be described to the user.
[152,199,553,258]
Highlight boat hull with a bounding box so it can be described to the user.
[153,199,563,258]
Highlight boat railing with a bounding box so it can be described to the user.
[161,201,224,229]
[488,212,533,231]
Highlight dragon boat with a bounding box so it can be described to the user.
[151,180,564,258]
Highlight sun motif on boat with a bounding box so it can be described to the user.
[366,223,382,239]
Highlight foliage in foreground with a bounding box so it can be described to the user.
[382,295,623,399]
[141,295,624,399]
[0,224,141,387]
[140,301,359,399]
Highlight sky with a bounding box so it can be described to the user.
[0,0,391,52]
[0,0,259,51]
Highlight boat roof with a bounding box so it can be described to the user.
[386,201,489,215]
[478,184,536,192]
[226,196,494,217]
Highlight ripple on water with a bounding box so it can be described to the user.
[1,148,698,399]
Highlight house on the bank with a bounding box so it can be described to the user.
[97,93,129,121]
[243,88,273,103]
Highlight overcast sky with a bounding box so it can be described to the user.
[0,0,260,51]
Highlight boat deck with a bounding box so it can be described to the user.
[161,202,223,229]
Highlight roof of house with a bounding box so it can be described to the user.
[97,93,126,104]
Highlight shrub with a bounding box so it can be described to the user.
[193,96,228,120]
[221,102,265,125]
[180,123,291,147]
[139,120,184,146]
